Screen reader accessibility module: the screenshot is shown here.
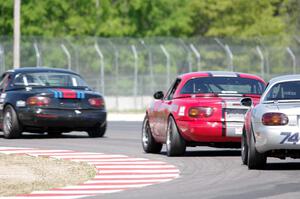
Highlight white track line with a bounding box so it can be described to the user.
[0,147,37,150]
[49,154,128,159]
[30,190,124,194]
[95,165,175,169]
[97,169,179,174]
[68,158,150,162]
[28,152,104,156]
[90,161,167,165]
[93,174,179,178]
[83,179,172,184]
[0,150,75,154]
[1,196,89,199]
[54,184,153,189]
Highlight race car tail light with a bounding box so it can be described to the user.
[189,107,213,118]
[262,112,289,126]
[88,98,104,108]
[27,96,51,106]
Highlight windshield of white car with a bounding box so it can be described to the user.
[13,72,89,88]
[265,81,300,101]
[180,77,265,95]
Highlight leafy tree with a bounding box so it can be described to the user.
[0,0,298,38]
[187,0,287,37]
[0,0,13,36]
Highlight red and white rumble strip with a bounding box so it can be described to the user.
[0,147,180,199]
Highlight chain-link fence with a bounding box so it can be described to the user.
[0,36,299,111]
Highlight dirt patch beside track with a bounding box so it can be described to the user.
[0,153,96,196]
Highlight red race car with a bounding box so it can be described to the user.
[142,71,266,156]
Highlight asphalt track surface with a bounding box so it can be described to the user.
[1,121,300,199]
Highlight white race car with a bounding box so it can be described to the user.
[241,75,300,169]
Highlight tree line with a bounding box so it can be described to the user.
[0,0,299,38]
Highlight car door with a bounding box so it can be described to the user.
[148,98,164,138]
[0,73,12,124]
[159,78,181,141]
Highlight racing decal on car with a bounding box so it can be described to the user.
[16,100,26,107]
[0,93,6,110]
[0,93,6,99]
[49,89,85,99]
[178,106,185,116]
[0,93,6,103]
[280,132,299,144]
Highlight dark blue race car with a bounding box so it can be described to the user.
[0,67,106,138]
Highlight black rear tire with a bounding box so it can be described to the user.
[166,116,186,156]
[248,129,266,170]
[241,128,248,165]
[3,105,22,139]
[142,115,162,153]
[87,122,106,137]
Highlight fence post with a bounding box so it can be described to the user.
[94,42,105,95]
[33,42,41,67]
[68,42,79,73]
[131,45,138,110]
[265,51,270,79]
[0,45,5,74]
[179,39,192,72]
[61,44,71,70]
[13,0,21,69]
[190,44,201,71]
[160,44,170,89]
[109,41,119,111]
[256,46,264,78]
[215,38,234,71]
[225,45,233,71]
[286,47,296,74]
[256,38,270,79]
[140,39,154,94]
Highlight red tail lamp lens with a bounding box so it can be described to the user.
[189,107,213,118]
[27,96,51,106]
[89,98,104,107]
[262,112,289,126]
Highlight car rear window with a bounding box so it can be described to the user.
[265,81,300,101]
[13,72,89,88]
[180,77,265,95]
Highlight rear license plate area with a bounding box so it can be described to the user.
[225,109,248,121]
[58,99,81,109]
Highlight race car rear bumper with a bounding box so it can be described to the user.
[254,125,300,153]
[177,120,241,143]
[18,107,106,129]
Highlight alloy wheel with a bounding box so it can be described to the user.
[3,111,12,134]
[166,121,172,150]
[142,121,150,148]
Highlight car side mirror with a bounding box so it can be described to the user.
[240,97,253,107]
[154,91,164,100]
